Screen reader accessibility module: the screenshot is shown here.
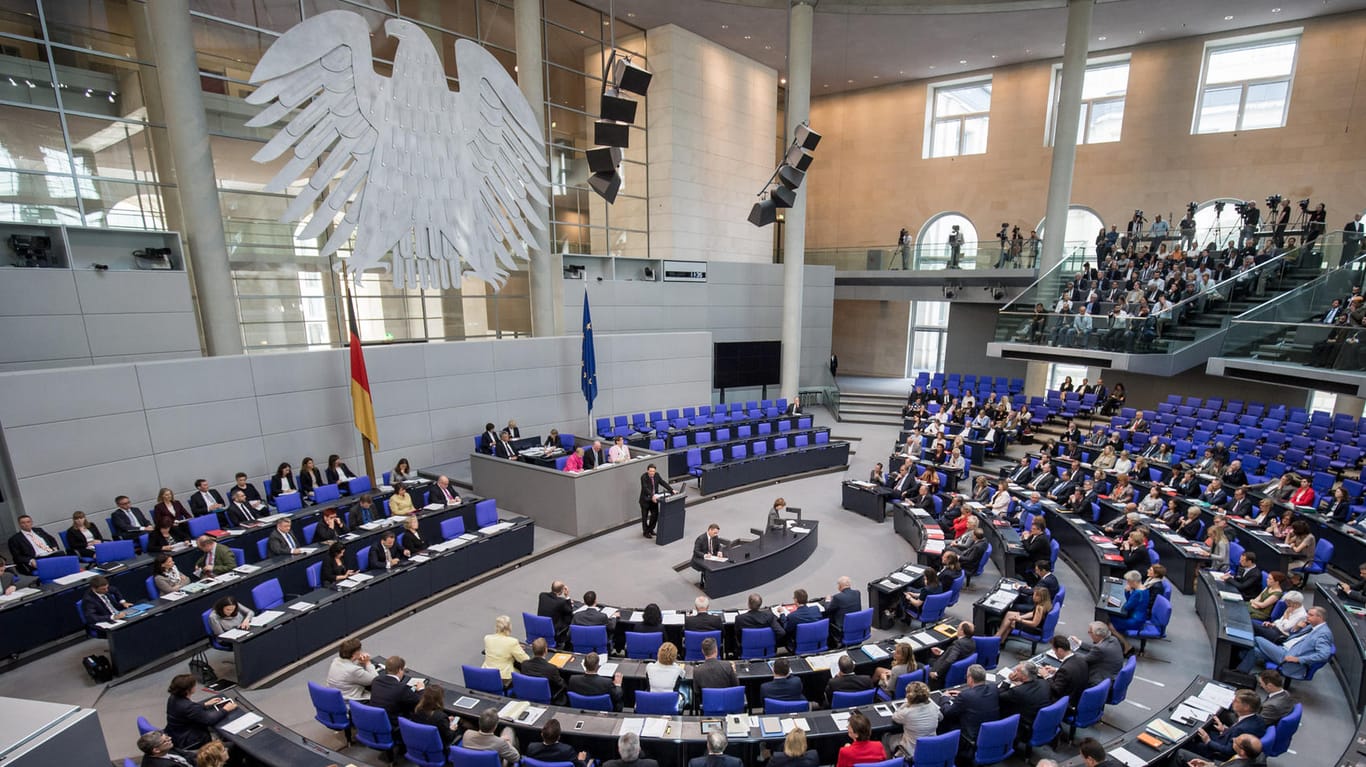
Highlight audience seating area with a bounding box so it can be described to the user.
[595,398,799,440]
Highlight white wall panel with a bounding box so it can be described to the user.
[135,356,256,409]
[85,313,201,357]
[7,411,152,476]
[0,364,143,427]
[0,316,92,364]
[145,398,261,454]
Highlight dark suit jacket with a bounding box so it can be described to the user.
[225,502,260,527]
[111,506,152,538]
[1037,572,1061,601]
[1021,533,1050,565]
[188,490,225,517]
[527,741,586,767]
[81,586,127,625]
[480,431,499,455]
[267,529,299,557]
[759,675,806,702]
[781,604,824,640]
[941,683,1000,741]
[326,465,356,485]
[567,672,622,710]
[768,752,819,767]
[1230,566,1263,600]
[602,760,660,767]
[538,592,575,639]
[1122,546,1150,574]
[693,658,738,690]
[684,611,723,633]
[639,473,674,506]
[408,707,458,747]
[1076,635,1124,685]
[735,608,785,642]
[400,530,427,556]
[229,483,262,504]
[140,751,197,767]
[688,756,742,767]
[299,468,325,495]
[494,440,520,459]
[692,532,721,569]
[583,448,609,469]
[826,588,862,638]
[1029,473,1057,493]
[63,525,104,557]
[1201,715,1267,760]
[165,695,229,750]
[959,539,989,573]
[824,673,874,706]
[519,656,568,704]
[368,542,399,571]
[147,528,189,554]
[8,528,60,573]
[932,635,977,680]
[369,674,421,725]
[999,678,1051,730]
[1050,654,1088,705]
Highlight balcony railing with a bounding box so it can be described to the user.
[807,240,1090,272]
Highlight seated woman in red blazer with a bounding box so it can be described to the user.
[152,488,191,529]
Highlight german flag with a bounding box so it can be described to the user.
[345,287,379,448]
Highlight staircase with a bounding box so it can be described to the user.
[836,391,906,425]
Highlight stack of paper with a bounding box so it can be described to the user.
[220,713,263,734]
[287,601,316,612]
[253,610,285,626]
[617,718,645,735]
[481,522,513,534]
[598,662,619,677]
[233,564,262,574]
[218,628,250,640]
[1107,746,1147,767]
[641,718,669,738]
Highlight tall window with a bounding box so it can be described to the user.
[925,79,991,159]
[917,212,978,269]
[1047,363,1088,391]
[907,300,950,376]
[1192,199,1244,250]
[1048,60,1129,145]
[1035,206,1105,255]
[1194,33,1299,134]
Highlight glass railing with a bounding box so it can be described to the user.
[992,245,1095,319]
[806,240,1090,271]
[992,240,1326,354]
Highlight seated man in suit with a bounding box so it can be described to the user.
[538,581,575,647]
[266,518,304,557]
[734,592,785,650]
[1237,606,1335,677]
[462,708,521,765]
[1257,669,1294,726]
[228,472,264,505]
[692,637,738,696]
[940,664,1000,751]
[326,638,379,701]
[110,495,153,541]
[1172,689,1267,764]
[1073,622,1124,685]
[758,658,805,703]
[429,475,462,506]
[997,662,1051,739]
[958,528,989,578]
[525,719,590,767]
[187,479,225,518]
[928,621,976,687]
[825,575,862,645]
[193,535,236,579]
[780,589,824,650]
[348,493,380,529]
[135,730,197,767]
[583,440,609,470]
[823,654,874,707]
[688,731,741,767]
[785,396,802,416]
[367,531,401,571]
[1040,635,1088,707]
[1225,551,1264,601]
[369,655,423,736]
[81,575,132,632]
[7,515,61,575]
[1017,517,1051,582]
[225,489,262,527]
[692,524,725,572]
[567,651,623,710]
[1032,560,1061,601]
[494,429,521,460]
[684,595,723,633]
[479,423,499,456]
[1186,734,1263,767]
[519,637,568,704]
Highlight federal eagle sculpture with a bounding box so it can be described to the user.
[246,10,549,290]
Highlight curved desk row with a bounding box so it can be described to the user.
[658,426,829,479]
[214,693,364,767]
[1194,570,1255,684]
[697,522,819,598]
[1093,496,1213,594]
[1056,677,1231,767]
[1317,582,1366,715]
[694,440,850,496]
[1042,504,1128,601]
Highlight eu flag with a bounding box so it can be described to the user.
[581,292,598,412]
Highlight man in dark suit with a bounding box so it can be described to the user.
[1222,460,1248,487]
[734,593,785,648]
[266,518,303,557]
[1043,636,1088,707]
[1005,456,1035,485]
[692,638,738,693]
[429,475,462,506]
[567,651,623,710]
[81,575,132,630]
[1200,478,1229,507]
[785,397,802,416]
[823,655,874,707]
[583,440,609,470]
[1074,622,1124,685]
[506,420,522,439]
[369,655,423,734]
[1227,551,1263,601]
[1027,468,1057,494]
[7,515,61,575]
[1257,669,1294,726]
[687,731,742,767]
[187,479,225,518]
[571,590,617,635]
[1174,689,1266,763]
[638,464,674,538]
[1017,518,1051,581]
[998,662,1052,737]
[929,622,977,686]
[958,529,989,579]
[367,531,400,571]
[826,576,862,645]
[519,638,568,704]
[780,589,824,650]
[602,732,658,767]
[1226,486,1254,517]
[684,595,723,633]
[1030,560,1061,604]
[111,495,153,540]
[348,494,380,529]
[758,658,805,703]
[225,489,261,527]
[692,524,724,571]
[494,430,521,460]
[538,581,575,646]
[135,730,197,766]
[940,664,1000,749]
[1048,470,1078,502]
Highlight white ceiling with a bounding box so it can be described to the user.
[578,0,1366,95]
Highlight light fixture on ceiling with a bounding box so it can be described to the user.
[846,79,853,83]
[990,55,997,59]
[743,35,752,40]
[872,75,879,79]
[959,59,967,64]
[780,77,787,85]
[721,24,728,29]
[1271,7,1281,11]
[929,65,936,70]
[764,45,772,50]
[1224,15,1234,20]
[1098,35,1107,41]
[627,11,635,17]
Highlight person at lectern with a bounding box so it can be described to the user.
[768,497,790,530]
[693,524,724,570]
[638,464,675,538]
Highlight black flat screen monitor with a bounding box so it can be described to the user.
[713,341,781,390]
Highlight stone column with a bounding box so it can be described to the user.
[515,0,563,336]
[1038,0,1093,274]
[145,0,243,355]
[1333,394,1365,419]
[780,0,814,397]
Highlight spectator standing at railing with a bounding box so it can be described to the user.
[947,225,963,268]
[1307,202,1327,249]
[1344,213,1364,262]
[897,227,911,270]
[1150,215,1170,247]
[1025,230,1041,268]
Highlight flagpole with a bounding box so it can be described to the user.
[344,277,376,480]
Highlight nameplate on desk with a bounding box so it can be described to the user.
[287,601,317,612]
[454,695,480,710]
[888,572,913,584]
[233,564,262,574]
[253,610,285,626]
[53,570,100,586]
[789,526,811,535]
[220,712,264,735]
[423,503,445,510]
[481,522,513,534]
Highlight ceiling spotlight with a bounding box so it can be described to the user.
[780,77,787,85]
[627,11,635,17]
[743,35,752,40]
[1271,7,1281,11]
[959,59,967,64]
[1098,36,1107,41]
[721,24,728,29]
[1224,15,1234,20]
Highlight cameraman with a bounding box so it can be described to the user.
[1273,200,1290,248]
[947,225,963,268]
[1307,202,1327,249]
[993,223,1010,268]
[1179,211,1197,252]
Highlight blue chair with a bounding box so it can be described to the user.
[35,556,81,583]
[625,631,663,660]
[634,691,679,714]
[1049,538,1060,570]
[1263,703,1301,757]
[440,517,466,540]
[701,686,746,715]
[1108,655,1138,707]
[256,538,271,560]
[314,484,341,503]
[144,575,158,600]
[200,609,231,651]
[794,619,829,653]
[354,545,370,572]
[908,590,952,627]
[398,717,450,767]
[973,714,1019,765]
[136,716,158,735]
[276,493,303,513]
[911,730,960,767]
[740,628,776,659]
[569,624,608,655]
[764,697,809,714]
[463,665,506,694]
[475,499,498,528]
[306,562,322,590]
[1127,595,1171,653]
[1298,539,1335,576]
[965,543,992,586]
[1026,698,1068,756]
[945,572,966,608]
[186,515,220,539]
[511,672,551,703]
[842,608,874,646]
[249,578,284,611]
[831,688,876,707]
[567,692,613,711]
[945,652,978,688]
[307,682,351,739]
[1271,650,1332,685]
[878,668,929,702]
[349,700,395,757]
[686,449,704,478]
[450,745,501,767]
[973,636,1001,671]
[684,629,722,661]
[523,613,556,648]
[348,475,372,495]
[1006,602,1061,654]
[1066,679,1111,739]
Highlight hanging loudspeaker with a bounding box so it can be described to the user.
[776,164,805,191]
[586,146,622,174]
[748,199,777,227]
[784,145,814,172]
[589,171,621,203]
[600,93,638,124]
[793,124,821,151]
[771,186,796,209]
[594,120,630,148]
[612,58,653,96]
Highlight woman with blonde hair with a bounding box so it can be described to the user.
[883,681,941,758]
[482,615,528,684]
[770,727,819,767]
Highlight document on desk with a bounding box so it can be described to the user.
[889,571,913,584]
[481,522,513,534]
[597,662,619,677]
[423,503,444,510]
[158,591,189,602]
[1198,682,1236,709]
[781,718,810,733]
[287,601,316,612]
[617,718,645,736]
[252,610,285,626]
[641,718,669,738]
[830,711,851,731]
[1181,695,1221,715]
[220,713,263,735]
[233,564,262,574]
[1108,746,1147,767]
[861,644,889,661]
[662,613,685,626]
[218,628,249,640]
[1171,704,1209,726]
[878,579,900,590]
[0,587,39,603]
[54,570,100,586]
[790,526,811,535]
